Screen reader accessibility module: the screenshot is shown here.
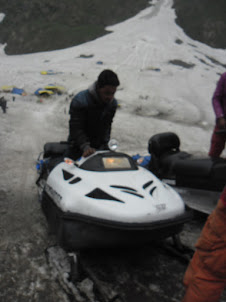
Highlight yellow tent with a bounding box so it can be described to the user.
[37,89,54,96]
[40,70,59,75]
[44,85,65,93]
[1,85,15,92]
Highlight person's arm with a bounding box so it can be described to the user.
[212,73,226,119]
[217,116,226,128]
[69,94,94,152]
[100,102,117,147]
[82,145,96,157]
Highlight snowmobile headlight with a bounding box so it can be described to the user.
[108,139,118,151]
[64,158,75,165]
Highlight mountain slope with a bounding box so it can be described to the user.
[1,0,226,55]
[173,0,226,49]
[0,0,149,54]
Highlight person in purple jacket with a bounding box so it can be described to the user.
[208,72,226,158]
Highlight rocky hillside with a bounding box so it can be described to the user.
[173,0,226,49]
[0,0,226,55]
[0,0,149,55]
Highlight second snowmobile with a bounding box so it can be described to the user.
[147,132,226,214]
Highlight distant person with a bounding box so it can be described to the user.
[182,186,226,302]
[208,72,226,158]
[67,69,120,159]
[0,97,7,113]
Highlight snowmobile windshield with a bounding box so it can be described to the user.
[102,157,131,169]
[79,152,138,172]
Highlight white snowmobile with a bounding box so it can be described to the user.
[36,140,191,250]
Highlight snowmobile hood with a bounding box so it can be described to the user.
[45,152,185,224]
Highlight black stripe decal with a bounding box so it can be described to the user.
[69,177,81,184]
[110,185,137,192]
[143,180,154,189]
[121,190,144,198]
[86,188,124,203]
[150,186,157,195]
[62,169,74,180]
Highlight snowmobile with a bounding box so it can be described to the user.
[36,140,191,250]
[147,131,226,214]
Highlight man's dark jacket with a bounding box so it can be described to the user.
[68,83,117,156]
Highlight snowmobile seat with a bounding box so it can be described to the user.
[148,132,190,177]
[148,132,226,191]
[148,132,181,156]
[44,142,69,158]
[160,151,191,176]
[175,158,213,177]
[174,158,226,191]
[211,158,226,180]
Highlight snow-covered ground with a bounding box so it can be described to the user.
[0,0,226,301]
[1,0,226,156]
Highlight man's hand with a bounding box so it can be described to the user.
[82,146,96,157]
[217,117,226,129]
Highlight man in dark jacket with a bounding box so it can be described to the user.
[67,69,120,159]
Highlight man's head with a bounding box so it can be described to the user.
[96,70,120,104]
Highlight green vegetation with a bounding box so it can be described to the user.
[1,0,225,54]
[173,0,226,49]
[0,0,149,54]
